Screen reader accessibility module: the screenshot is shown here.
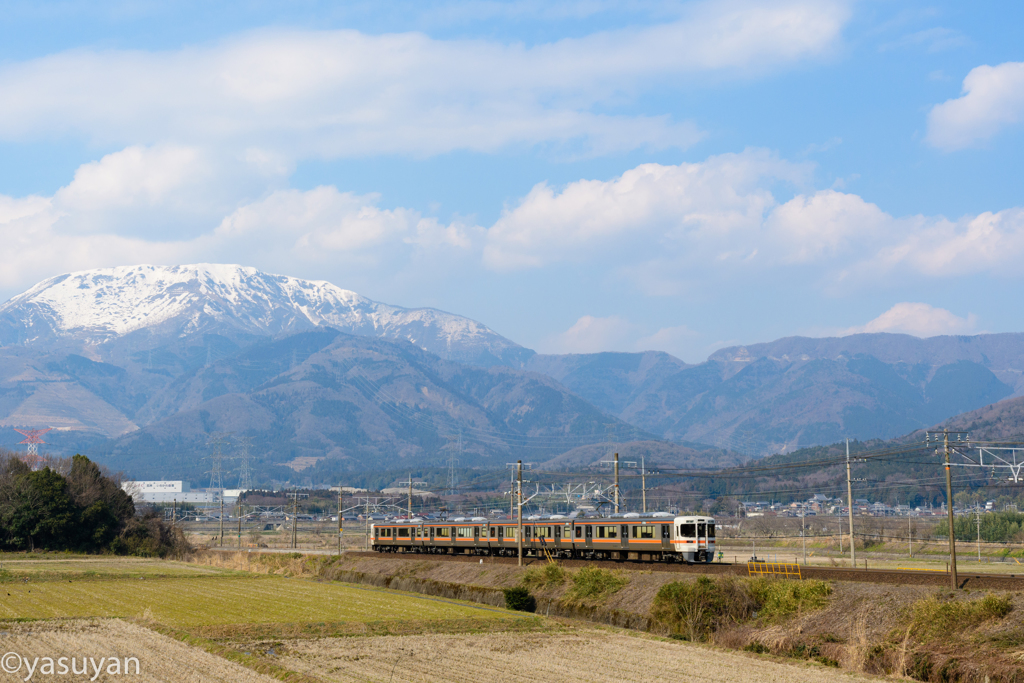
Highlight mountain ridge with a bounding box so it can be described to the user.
[0,263,532,367]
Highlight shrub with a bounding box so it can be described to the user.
[747,578,831,623]
[909,593,1012,640]
[564,566,628,605]
[503,586,536,612]
[522,562,566,590]
[651,576,753,641]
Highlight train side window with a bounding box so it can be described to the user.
[707,524,715,539]
[397,528,410,538]
[575,527,582,538]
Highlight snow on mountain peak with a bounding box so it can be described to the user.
[0,264,528,365]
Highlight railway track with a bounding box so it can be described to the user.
[343,551,1024,590]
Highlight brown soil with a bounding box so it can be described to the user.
[249,628,882,683]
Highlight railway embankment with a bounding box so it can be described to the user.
[191,550,1024,682]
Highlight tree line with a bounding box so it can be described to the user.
[0,450,188,555]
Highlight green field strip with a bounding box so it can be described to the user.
[0,576,522,627]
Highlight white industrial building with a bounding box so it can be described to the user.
[121,481,217,504]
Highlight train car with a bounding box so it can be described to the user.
[372,513,716,564]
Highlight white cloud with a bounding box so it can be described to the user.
[215,187,415,253]
[482,152,1024,292]
[0,1,848,158]
[55,145,203,213]
[765,189,890,263]
[9,143,1024,307]
[635,325,699,355]
[927,61,1024,150]
[866,208,1024,277]
[841,303,977,337]
[542,316,700,358]
[484,149,811,270]
[543,315,636,354]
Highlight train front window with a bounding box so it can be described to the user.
[681,523,696,537]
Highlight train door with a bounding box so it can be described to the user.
[621,525,629,550]
[584,524,593,550]
[697,520,707,561]
[661,524,671,551]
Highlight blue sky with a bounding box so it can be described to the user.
[1,0,1022,362]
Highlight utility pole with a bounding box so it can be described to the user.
[942,430,958,589]
[977,506,982,562]
[219,496,225,546]
[509,467,515,520]
[517,460,523,567]
[614,453,620,513]
[801,510,806,565]
[846,439,855,566]
[909,512,913,558]
[291,492,299,550]
[172,498,176,527]
[641,455,647,514]
[338,485,343,556]
[408,473,413,519]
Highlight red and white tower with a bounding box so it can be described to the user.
[13,427,51,467]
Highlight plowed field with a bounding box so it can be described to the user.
[262,630,880,683]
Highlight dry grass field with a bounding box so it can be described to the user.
[0,618,277,682]
[0,556,243,581]
[0,574,518,627]
[256,628,881,683]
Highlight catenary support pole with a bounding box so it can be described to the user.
[219,496,225,546]
[237,504,242,550]
[846,439,855,566]
[944,430,958,589]
[614,453,620,514]
[641,456,647,514]
[802,511,806,564]
[338,485,343,555]
[292,493,298,549]
[517,460,523,567]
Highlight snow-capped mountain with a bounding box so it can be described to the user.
[0,264,531,366]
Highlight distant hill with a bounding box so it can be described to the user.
[77,329,651,483]
[926,395,1024,441]
[529,333,1022,456]
[539,439,745,470]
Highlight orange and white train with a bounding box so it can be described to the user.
[372,513,716,563]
